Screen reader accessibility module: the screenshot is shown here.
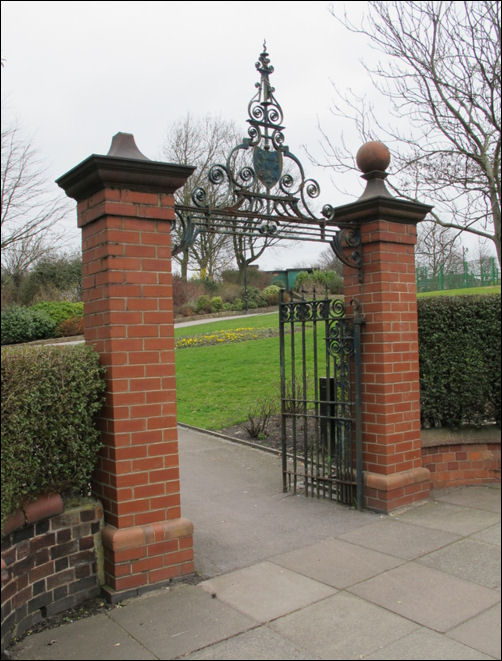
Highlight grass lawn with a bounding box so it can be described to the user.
[417,284,500,298]
[175,334,281,429]
[175,286,500,430]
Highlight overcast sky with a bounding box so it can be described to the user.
[1,1,408,271]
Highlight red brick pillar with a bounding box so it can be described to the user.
[334,141,432,512]
[57,133,196,599]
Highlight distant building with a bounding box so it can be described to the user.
[267,268,313,292]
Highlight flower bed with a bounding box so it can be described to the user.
[175,327,278,349]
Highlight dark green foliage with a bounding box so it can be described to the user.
[418,295,501,428]
[1,302,84,344]
[1,305,57,345]
[243,287,267,309]
[1,344,106,524]
[19,254,82,305]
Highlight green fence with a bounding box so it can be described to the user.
[416,258,500,292]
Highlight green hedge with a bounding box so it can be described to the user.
[30,301,84,327]
[1,344,106,525]
[418,294,501,428]
[1,302,84,345]
[1,305,57,345]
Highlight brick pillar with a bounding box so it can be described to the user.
[57,133,196,599]
[334,141,432,512]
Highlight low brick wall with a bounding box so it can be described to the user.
[1,495,104,651]
[421,427,501,489]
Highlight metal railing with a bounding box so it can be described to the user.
[416,258,500,292]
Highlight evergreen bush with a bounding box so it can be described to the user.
[1,343,106,525]
[418,294,500,428]
[1,305,57,345]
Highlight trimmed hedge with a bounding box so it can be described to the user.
[418,294,501,428]
[1,344,106,526]
[1,305,57,345]
[1,302,84,345]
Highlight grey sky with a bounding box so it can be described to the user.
[5,1,470,271]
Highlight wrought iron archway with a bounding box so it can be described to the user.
[173,42,362,280]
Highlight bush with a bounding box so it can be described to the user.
[243,287,267,308]
[30,301,84,329]
[172,277,205,312]
[211,296,223,312]
[195,295,213,314]
[2,253,82,307]
[262,284,281,306]
[294,270,343,295]
[231,298,244,311]
[1,344,106,525]
[179,304,194,317]
[418,295,500,428]
[1,305,57,345]
[56,315,84,337]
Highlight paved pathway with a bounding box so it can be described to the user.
[9,426,501,660]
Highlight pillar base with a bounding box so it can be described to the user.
[364,467,431,513]
[101,518,194,597]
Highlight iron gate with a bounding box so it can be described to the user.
[279,293,364,508]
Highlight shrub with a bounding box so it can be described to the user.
[1,344,106,525]
[231,298,244,311]
[294,270,343,295]
[30,301,84,329]
[418,295,500,428]
[243,287,267,308]
[195,295,213,314]
[1,305,57,345]
[172,276,205,312]
[242,396,277,439]
[262,284,281,306]
[56,315,84,337]
[211,296,223,312]
[179,304,194,317]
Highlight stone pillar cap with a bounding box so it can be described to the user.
[106,132,149,160]
[356,141,393,201]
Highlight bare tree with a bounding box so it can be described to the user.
[313,1,501,265]
[162,114,238,280]
[415,221,464,274]
[1,123,69,284]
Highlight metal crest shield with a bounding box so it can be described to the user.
[253,147,283,189]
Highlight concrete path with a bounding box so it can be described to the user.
[8,426,501,660]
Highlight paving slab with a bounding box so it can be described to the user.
[199,561,336,623]
[8,613,156,660]
[107,583,256,659]
[471,522,501,546]
[432,485,501,513]
[269,591,419,660]
[348,562,500,632]
[338,518,460,559]
[447,602,501,660]
[179,427,377,577]
[391,500,500,535]
[270,537,403,588]
[364,626,494,660]
[417,538,501,590]
[183,626,320,660]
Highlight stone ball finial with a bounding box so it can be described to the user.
[356,141,391,174]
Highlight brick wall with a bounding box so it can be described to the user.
[1,496,104,651]
[422,443,501,489]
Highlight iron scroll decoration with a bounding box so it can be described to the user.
[172,43,362,281]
